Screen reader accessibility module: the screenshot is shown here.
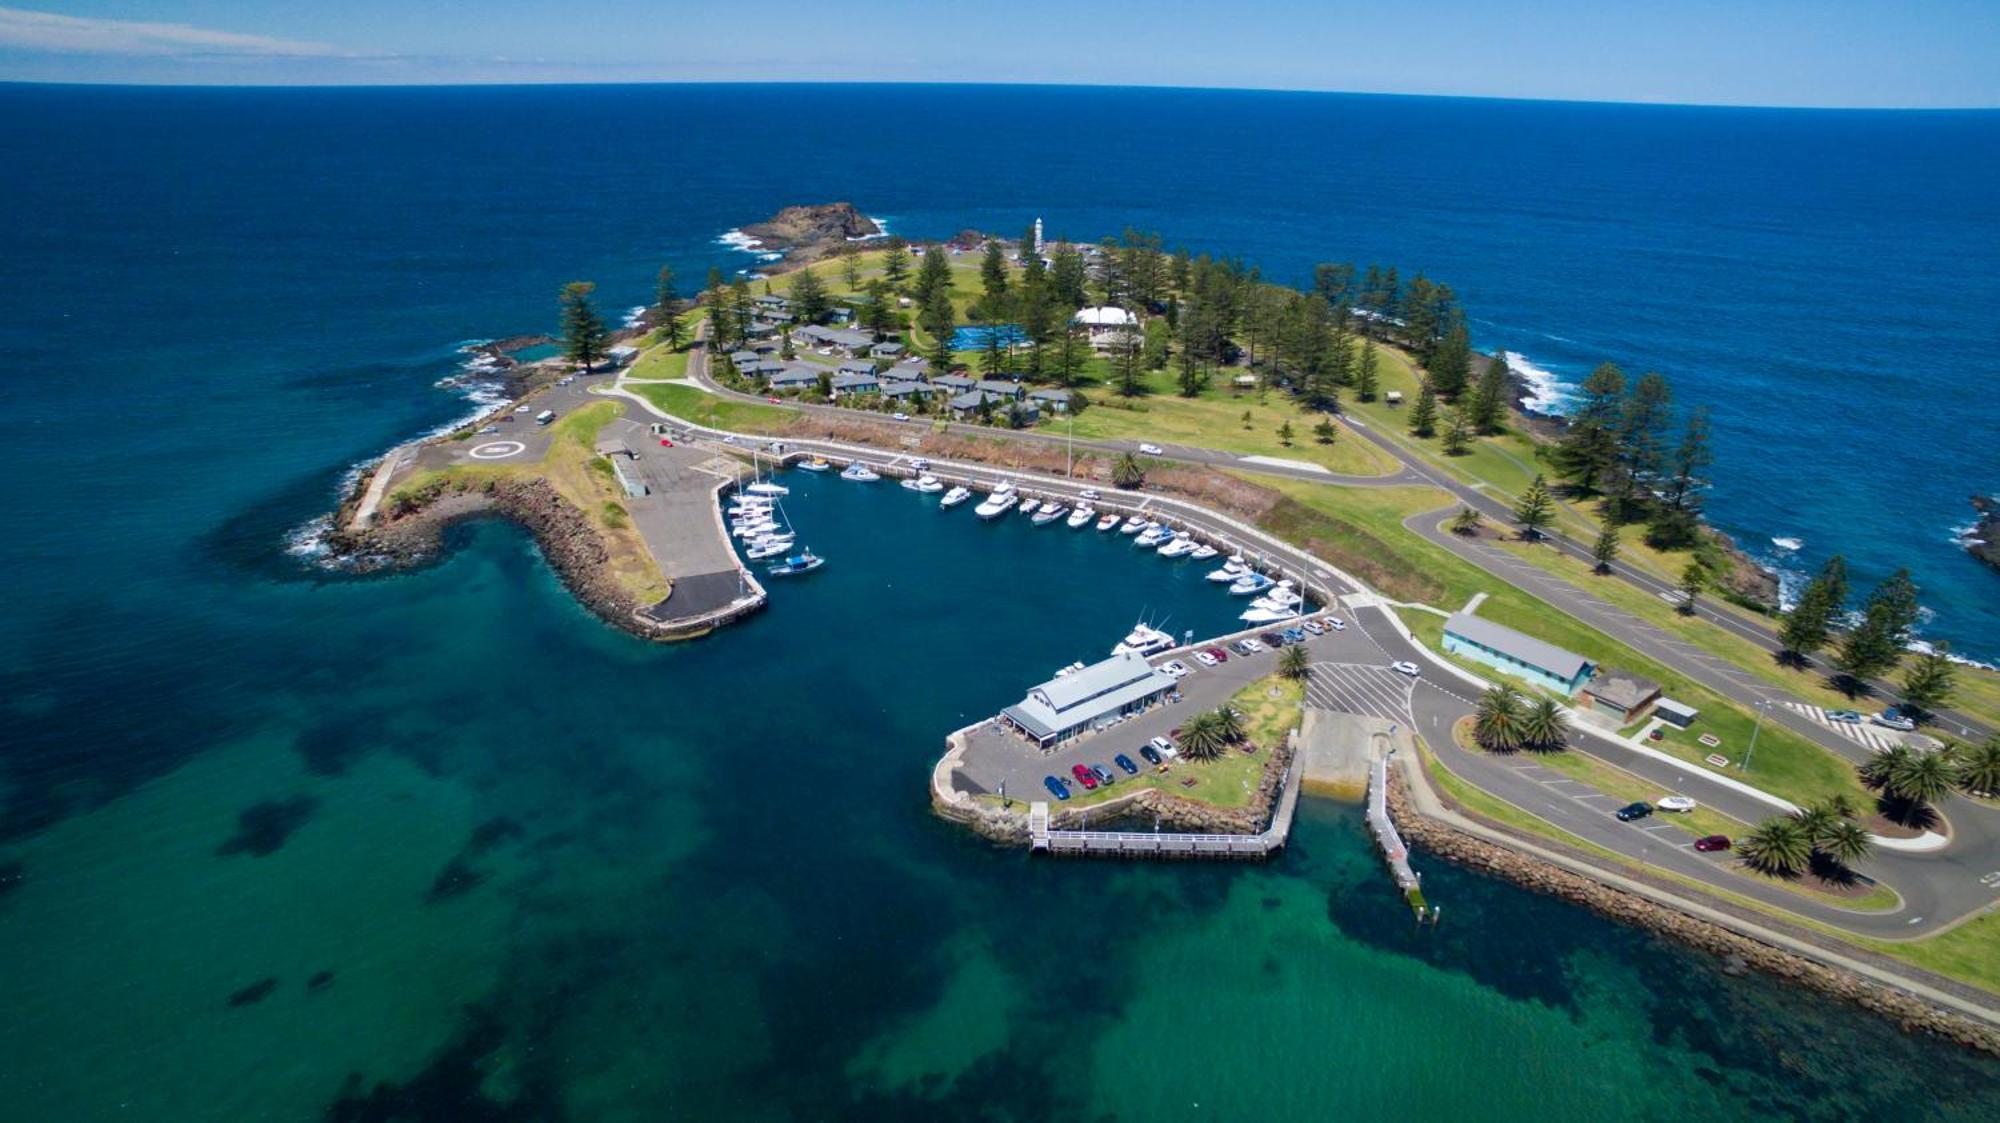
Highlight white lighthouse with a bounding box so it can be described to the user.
[1033,217,1044,255]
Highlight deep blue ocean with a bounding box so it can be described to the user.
[3,83,1999,1120]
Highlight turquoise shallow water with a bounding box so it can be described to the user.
[1,477,1997,1120]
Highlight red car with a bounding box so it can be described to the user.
[1694,835,1732,853]
[1205,647,1229,663]
[659,438,674,447]
[766,396,782,404]
[1071,763,1098,790]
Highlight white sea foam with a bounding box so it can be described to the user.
[846,215,892,241]
[1497,350,1572,416]
[717,229,765,253]
[1771,536,1803,552]
[622,304,648,329]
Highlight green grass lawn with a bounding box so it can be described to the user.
[1070,675,1302,810]
[1060,368,1398,476]
[1253,474,1869,808]
[627,346,690,381]
[630,382,793,433]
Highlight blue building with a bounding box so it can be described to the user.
[1442,612,1594,695]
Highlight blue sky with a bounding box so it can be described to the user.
[1,1,1996,107]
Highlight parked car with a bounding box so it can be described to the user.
[1302,619,1326,636]
[1327,618,1347,631]
[1148,736,1175,756]
[1615,802,1654,822]
[1694,835,1732,853]
[1139,744,1163,766]
[1656,795,1697,813]
[1871,709,1917,732]
[1079,488,1101,500]
[1206,647,1229,663]
[1091,765,1115,786]
[1159,660,1191,678]
[478,425,499,435]
[1259,632,1287,647]
[1281,627,1306,644]
[1390,661,1421,677]
[1137,443,1164,455]
[1826,709,1864,723]
[1043,776,1070,801]
[1071,764,1097,790]
[892,412,911,421]
[911,458,930,470]
[514,403,532,413]
[1193,650,1220,668]
[1114,754,1139,775]
[766,396,782,403]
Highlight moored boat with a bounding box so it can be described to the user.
[746,480,789,497]
[974,492,1018,519]
[1018,497,1041,516]
[797,456,831,472]
[1228,571,1275,596]
[1205,555,1248,582]
[1239,604,1296,624]
[901,473,944,493]
[1096,512,1121,532]
[940,485,972,509]
[1067,505,1094,529]
[1158,535,1196,558]
[1119,515,1148,535]
[1134,523,1171,548]
[1190,544,1218,560]
[768,549,824,576]
[1032,503,1066,525]
[839,462,880,482]
[1112,620,1176,657]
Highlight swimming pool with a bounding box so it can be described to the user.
[949,324,1026,351]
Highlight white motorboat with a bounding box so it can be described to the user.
[974,492,1018,519]
[1119,515,1148,535]
[1018,497,1040,516]
[768,549,824,576]
[1096,512,1121,532]
[840,462,880,482]
[1032,503,1066,525]
[1249,594,1299,614]
[901,473,944,493]
[1158,535,1197,558]
[746,480,789,497]
[1261,582,1303,608]
[1134,524,1171,548]
[992,479,1017,496]
[940,486,972,509]
[1229,572,1275,596]
[1189,544,1219,560]
[1239,605,1296,624]
[797,456,831,472]
[746,540,791,560]
[1112,621,1176,657]
[1067,505,1094,529]
[1205,556,1248,582]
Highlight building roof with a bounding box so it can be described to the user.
[767,367,821,386]
[1001,651,1175,741]
[1655,697,1700,720]
[879,380,931,397]
[1029,387,1073,402]
[976,379,1022,395]
[871,341,905,354]
[730,350,760,365]
[837,361,877,376]
[935,373,976,389]
[1583,669,1661,710]
[831,372,879,390]
[1073,306,1136,327]
[796,325,872,348]
[1444,612,1593,681]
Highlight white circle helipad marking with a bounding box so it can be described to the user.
[469,440,526,460]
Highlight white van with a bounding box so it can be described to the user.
[535,409,556,426]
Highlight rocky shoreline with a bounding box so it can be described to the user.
[1963,496,2000,573]
[323,472,666,642]
[1385,767,2000,1056]
[739,202,882,264]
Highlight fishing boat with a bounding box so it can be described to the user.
[1189,543,1219,560]
[1112,621,1176,657]
[1018,497,1041,516]
[1134,523,1171,548]
[1096,512,1121,532]
[768,549,824,576]
[1260,581,1303,608]
[1066,505,1094,529]
[1158,535,1197,558]
[991,479,1017,496]
[1032,503,1066,525]
[901,473,944,493]
[1228,571,1275,596]
[840,462,880,482]
[939,485,972,509]
[797,456,831,472]
[1205,555,1248,582]
[1119,515,1148,535]
[974,491,1018,519]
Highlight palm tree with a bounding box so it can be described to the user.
[1212,705,1246,744]
[1278,644,1311,681]
[1792,804,1840,844]
[1176,711,1228,761]
[1112,451,1145,489]
[1816,819,1874,868]
[1813,792,1859,820]
[1473,685,1525,751]
[1739,816,1813,876]
[1859,744,1911,790]
[1887,749,1955,808]
[1520,697,1567,750]
[1956,736,2000,797]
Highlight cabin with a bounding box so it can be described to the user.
[766,367,822,392]
[975,379,1025,401]
[831,371,881,396]
[1385,390,1405,406]
[836,360,877,378]
[871,341,906,359]
[879,379,934,401]
[1442,613,1595,695]
[752,294,791,313]
[1579,670,1663,727]
[605,344,640,368]
[729,350,761,369]
[795,325,873,356]
[1029,388,1074,413]
[1000,651,1178,749]
[934,373,977,394]
[1073,306,1139,351]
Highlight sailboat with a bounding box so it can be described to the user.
[745,449,789,497]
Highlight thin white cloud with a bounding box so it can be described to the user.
[0,5,347,58]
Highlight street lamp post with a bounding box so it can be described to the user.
[1742,698,1770,773]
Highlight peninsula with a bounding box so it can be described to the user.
[318,203,2000,1053]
